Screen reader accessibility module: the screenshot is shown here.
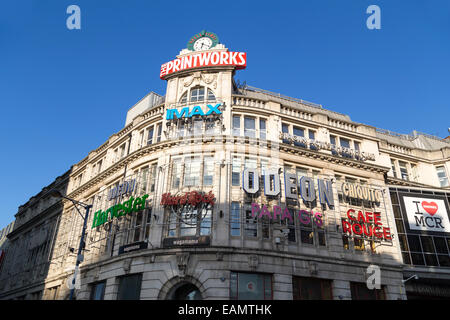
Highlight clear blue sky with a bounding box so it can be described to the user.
[1,0,449,228]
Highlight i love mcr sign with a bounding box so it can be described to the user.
[403,196,450,233]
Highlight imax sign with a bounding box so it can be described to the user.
[166,103,222,120]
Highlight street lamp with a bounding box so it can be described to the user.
[49,189,92,300]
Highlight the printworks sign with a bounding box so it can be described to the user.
[402,196,450,233]
[92,194,149,229]
[280,132,375,162]
[160,51,247,79]
[166,103,222,120]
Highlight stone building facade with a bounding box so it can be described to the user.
[0,32,449,300]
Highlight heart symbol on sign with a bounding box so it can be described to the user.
[422,201,438,216]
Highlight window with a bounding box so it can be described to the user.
[244,207,257,238]
[230,272,272,300]
[147,126,154,145]
[139,167,149,194]
[190,87,205,102]
[166,206,212,238]
[244,117,256,138]
[282,123,290,144]
[149,164,157,192]
[90,281,106,300]
[180,92,187,104]
[193,119,203,136]
[156,124,162,143]
[259,119,266,140]
[292,277,332,300]
[399,161,409,180]
[233,115,241,136]
[391,160,397,178]
[172,159,182,188]
[207,88,215,101]
[232,157,241,186]
[309,130,317,150]
[330,135,337,146]
[203,156,214,186]
[117,274,142,300]
[340,137,350,148]
[436,166,449,187]
[184,157,201,186]
[350,282,385,300]
[231,202,241,236]
[293,126,305,147]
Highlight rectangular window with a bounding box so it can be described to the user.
[292,277,332,300]
[230,272,272,300]
[259,119,266,140]
[184,157,201,186]
[117,274,142,300]
[244,208,257,238]
[190,87,205,102]
[147,126,154,145]
[150,163,157,193]
[350,282,385,300]
[391,160,397,178]
[309,130,317,150]
[90,281,106,300]
[340,137,350,148]
[120,143,126,159]
[232,115,241,136]
[293,126,305,147]
[282,123,290,144]
[139,130,144,147]
[399,161,409,180]
[156,124,162,143]
[436,166,449,187]
[244,117,256,138]
[203,156,214,186]
[193,119,203,136]
[139,167,149,194]
[330,135,337,146]
[171,159,181,189]
[200,208,212,236]
[232,157,241,186]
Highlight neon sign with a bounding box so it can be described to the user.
[166,103,222,120]
[92,194,149,229]
[241,168,335,209]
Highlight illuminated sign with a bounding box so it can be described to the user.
[92,194,149,229]
[402,196,450,233]
[250,203,323,227]
[166,103,222,120]
[341,209,392,241]
[280,132,375,162]
[108,179,136,201]
[341,182,383,204]
[242,168,334,209]
[160,191,215,225]
[160,51,247,79]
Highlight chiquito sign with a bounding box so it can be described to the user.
[341,182,392,241]
[160,51,247,79]
[242,168,334,226]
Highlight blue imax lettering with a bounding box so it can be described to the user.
[166,103,222,120]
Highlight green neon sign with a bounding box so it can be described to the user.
[92,194,149,229]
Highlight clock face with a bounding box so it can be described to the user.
[193,37,213,51]
[187,31,219,51]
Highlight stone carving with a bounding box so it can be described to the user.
[122,259,132,274]
[248,254,259,270]
[176,252,190,277]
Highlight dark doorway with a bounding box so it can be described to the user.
[169,283,202,300]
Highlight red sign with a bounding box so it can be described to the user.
[160,191,215,207]
[422,201,438,216]
[160,51,247,79]
[341,209,392,241]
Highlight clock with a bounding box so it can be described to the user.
[187,30,219,51]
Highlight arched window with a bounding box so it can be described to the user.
[180,91,187,104]
[190,86,205,103]
[207,89,215,101]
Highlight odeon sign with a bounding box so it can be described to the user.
[242,168,334,226]
[166,103,222,120]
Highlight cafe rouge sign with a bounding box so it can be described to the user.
[160,51,247,79]
[341,182,392,241]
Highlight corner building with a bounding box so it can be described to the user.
[6,31,450,300]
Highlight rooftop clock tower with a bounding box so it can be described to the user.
[160,31,247,136]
